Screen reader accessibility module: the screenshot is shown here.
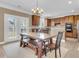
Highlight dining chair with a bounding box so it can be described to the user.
[44,32,63,58]
[20,34,30,47]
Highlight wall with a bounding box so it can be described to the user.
[0,7,32,42]
[77,15,79,33]
[39,17,45,27]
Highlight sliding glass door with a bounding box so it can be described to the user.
[8,15,16,40]
[4,14,29,42]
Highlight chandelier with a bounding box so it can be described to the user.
[32,0,44,15]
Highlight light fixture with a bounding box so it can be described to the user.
[32,0,44,15]
[68,1,72,4]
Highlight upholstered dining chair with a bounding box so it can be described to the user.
[20,34,30,47]
[44,32,63,58]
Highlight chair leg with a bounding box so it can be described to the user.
[20,41,22,47]
[59,48,61,57]
[35,48,38,55]
[44,48,47,56]
[25,43,28,47]
[23,42,25,47]
[50,48,52,52]
[26,43,28,46]
[55,49,57,58]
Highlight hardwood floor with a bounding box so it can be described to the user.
[0,25,79,58]
[0,38,79,58]
[0,46,7,58]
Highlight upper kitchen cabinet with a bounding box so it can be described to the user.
[47,19,51,27]
[32,15,40,26]
[68,16,77,25]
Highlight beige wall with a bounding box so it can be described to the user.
[0,7,32,42]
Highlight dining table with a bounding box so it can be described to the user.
[20,31,57,58]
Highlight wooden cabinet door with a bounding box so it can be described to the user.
[32,15,40,26]
[68,16,74,24]
[47,19,51,26]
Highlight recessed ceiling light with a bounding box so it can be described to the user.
[68,1,72,4]
[71,10,74,12]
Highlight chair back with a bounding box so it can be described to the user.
[23,35,29,39]
[55,32,63,48]
[20,34,29,42]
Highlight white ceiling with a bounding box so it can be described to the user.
[0,0,79,18]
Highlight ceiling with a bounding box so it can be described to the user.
[0,0,79,18]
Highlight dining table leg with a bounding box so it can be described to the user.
[37,41,43,58]
[37,48,43,58]
[50,38,53,44]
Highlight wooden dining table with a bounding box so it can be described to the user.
[20,32,56,58]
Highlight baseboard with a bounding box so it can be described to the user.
[0,40,20,45]
[0,41,5,45]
